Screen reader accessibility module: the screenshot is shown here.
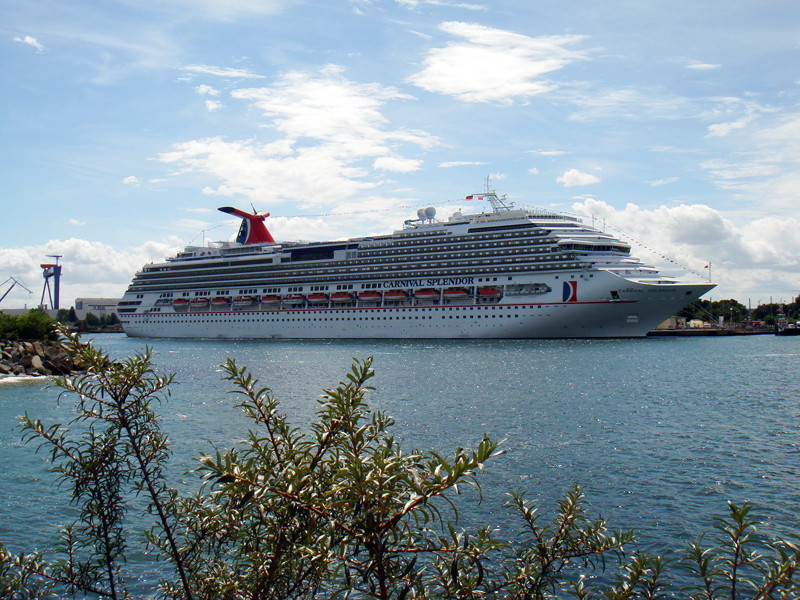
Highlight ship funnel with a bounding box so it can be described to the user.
[218,206,276,244]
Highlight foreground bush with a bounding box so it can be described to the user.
[0,330,798,599]
[0,309,57,341]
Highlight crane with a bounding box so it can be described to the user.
[40,255,63,310]
[0,277,33,306]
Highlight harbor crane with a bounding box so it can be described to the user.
[40,255,63,310]
[0,277,33,306]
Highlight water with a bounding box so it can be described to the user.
[1,333,799,594]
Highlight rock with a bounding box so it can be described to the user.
[0,337,88,378]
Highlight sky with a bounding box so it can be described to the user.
[2,0,800,310]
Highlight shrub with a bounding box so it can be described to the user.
[0,309,57,341]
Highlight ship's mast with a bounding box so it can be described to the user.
[483,175,513,212]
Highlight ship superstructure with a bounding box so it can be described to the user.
[117,191,714,339]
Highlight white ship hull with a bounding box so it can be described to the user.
[121,273,712,339]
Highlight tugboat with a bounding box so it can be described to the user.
[775,307,800,335]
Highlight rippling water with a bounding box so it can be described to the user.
[1,333,799,594]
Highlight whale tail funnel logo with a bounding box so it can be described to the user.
[562,280,578,302]
[218,207,276,245]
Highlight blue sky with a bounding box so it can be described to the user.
[2,0,800,310]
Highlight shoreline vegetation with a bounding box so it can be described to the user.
[0,329,798,599]
[0,310,88,380]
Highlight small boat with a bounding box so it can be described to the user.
[358,291,382,302]
[261,295,281,305]
[233,295,256,308]
[384,290,408,300]
[331,292,354,303]
[282,294,305,305]
[478,286,502,299]
[775,307,800,335]
[414,288,440,299]
[190,297,210,308]
[211,296,231,308]
[443,287,470,299]
[307,293,330,304]
[172,298,189,310]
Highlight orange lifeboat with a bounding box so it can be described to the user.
[414,288,440,299]
[478,286,502,299]
[190,297,209,309]
[233,295,256,308]
[331,292,354,302]
[308,293,330,304]
[443,287,469,299]
[384,290,408,300]
[358,291,382,302]
[172,298,189,310]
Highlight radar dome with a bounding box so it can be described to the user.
[417,208,427,220]
[424,206,437,219]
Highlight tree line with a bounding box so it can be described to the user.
[55,307,121,329]
[676,296,800,325]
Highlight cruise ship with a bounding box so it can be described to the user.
[117,191,714,339]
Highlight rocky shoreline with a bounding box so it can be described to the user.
[0,338,86,379]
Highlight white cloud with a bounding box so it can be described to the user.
[160,66,437,207]
[205,99,223,111]
[648,177,679,187]
[567,87,693,122]
[13,35,45,53]
[182,64,265,79]
[69,218,86,226]
[195,84,220,96]
[122,175,140,185]
[701,111,800,214]
[373,156,422,172]
[439,160,487,167]
[707,119,748,138]
[408,22,587,103]
[557,168,600,187]
[686,61,721,71]
[530,149,566,156]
